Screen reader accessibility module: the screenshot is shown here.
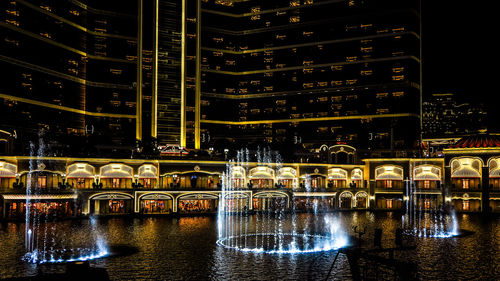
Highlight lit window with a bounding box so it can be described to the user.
[386,199,393,208]
[463,179,469,189]
[424,180,430,189]
[112,178,120,188]
[385,180,392,188]
[37,176,47,188]
[462,200,469,211]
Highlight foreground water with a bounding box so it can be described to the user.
[0,212,498,280]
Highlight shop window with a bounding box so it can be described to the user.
[424,199,431,209]
[386,199,393,208]
[462,200,469,211]
[143,178,152,188]
[463,179,469,189]
[76,178,85,188]
[38,176,47,188]
[385,180,392,188]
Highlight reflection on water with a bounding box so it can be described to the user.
[0,212,498,280]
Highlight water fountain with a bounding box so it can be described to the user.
[216,148,348,254]
[23,137,109,264]
[401,163,459,238]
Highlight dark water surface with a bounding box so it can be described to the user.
[0,212,498,280]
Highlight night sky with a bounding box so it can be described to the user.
[423,1,489,103]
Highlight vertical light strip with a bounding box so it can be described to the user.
[151,0,159,139]
[136,0,143,141]
[180,0,187,147]
[194,0,201,149]
[418,0,423,147]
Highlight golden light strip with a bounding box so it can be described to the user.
[0,22,133,64]
[201,113,419,125]
[201,0,343,18]
[201,32,419,54]
[151,0,159,138]
[194,0,202,149]
[0,55,131,89]
[15,0,137,40]
[202,81,419,100]
[0,93,136,118]
[180,0,187,147]
[203,56,420,76]
[136,0,143,141]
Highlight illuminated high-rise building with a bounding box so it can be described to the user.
[172,0,422,157]
[1,0,423,159]
[0,0,141,155]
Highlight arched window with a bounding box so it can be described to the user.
[375,165,403,189]
[413,165,441,189]
[450,158,482,190]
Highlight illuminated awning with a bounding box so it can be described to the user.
[351,168,363,180]
[138,164,157,178]
[328,168,347,180]
[451,158,481,178]
[414,165,441,181]
[293,192,336,197]
[375,166,403,180]
[253,192,287,198]
[178,193,219,200]
[2,194,77,200]
[0,161,17,178]
[91,193,133,200]
[248,166,275,179]
[141,194,172,200]
[489,157,500,178]
[66,163,95,178]
[231,166,246,179]
[277,167,297,179]
[100,164,133,179]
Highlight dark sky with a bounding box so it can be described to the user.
[422,1,491,104]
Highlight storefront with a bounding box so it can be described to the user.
[450,158,481,190]
[89,193,133,215]
[161,171,220,189]
[139,193,173,214]
[350,168,364,188]
[488,157,500,190]
[375,193,403,210]
[20,170,64,189]
[354,191,368,208]
[338,191,353,208]
[252,192,288,211]
[328,168,347,188]
[66,163,95,189]
[276,167,297,189]
[293,193,335,211]
[231,166,246,188]
[413,165,441,189]
[99,164,133,189]
[248,167,275,188]
[451,193,481,212]
[223,192,250,211]
[177,193,219,213]
[2,194,78,219]
[138,164,158,188]
[0,161,16,189]
[299,173,326,189]
[375,165,404,189]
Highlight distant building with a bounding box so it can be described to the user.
[423,93,487,137]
